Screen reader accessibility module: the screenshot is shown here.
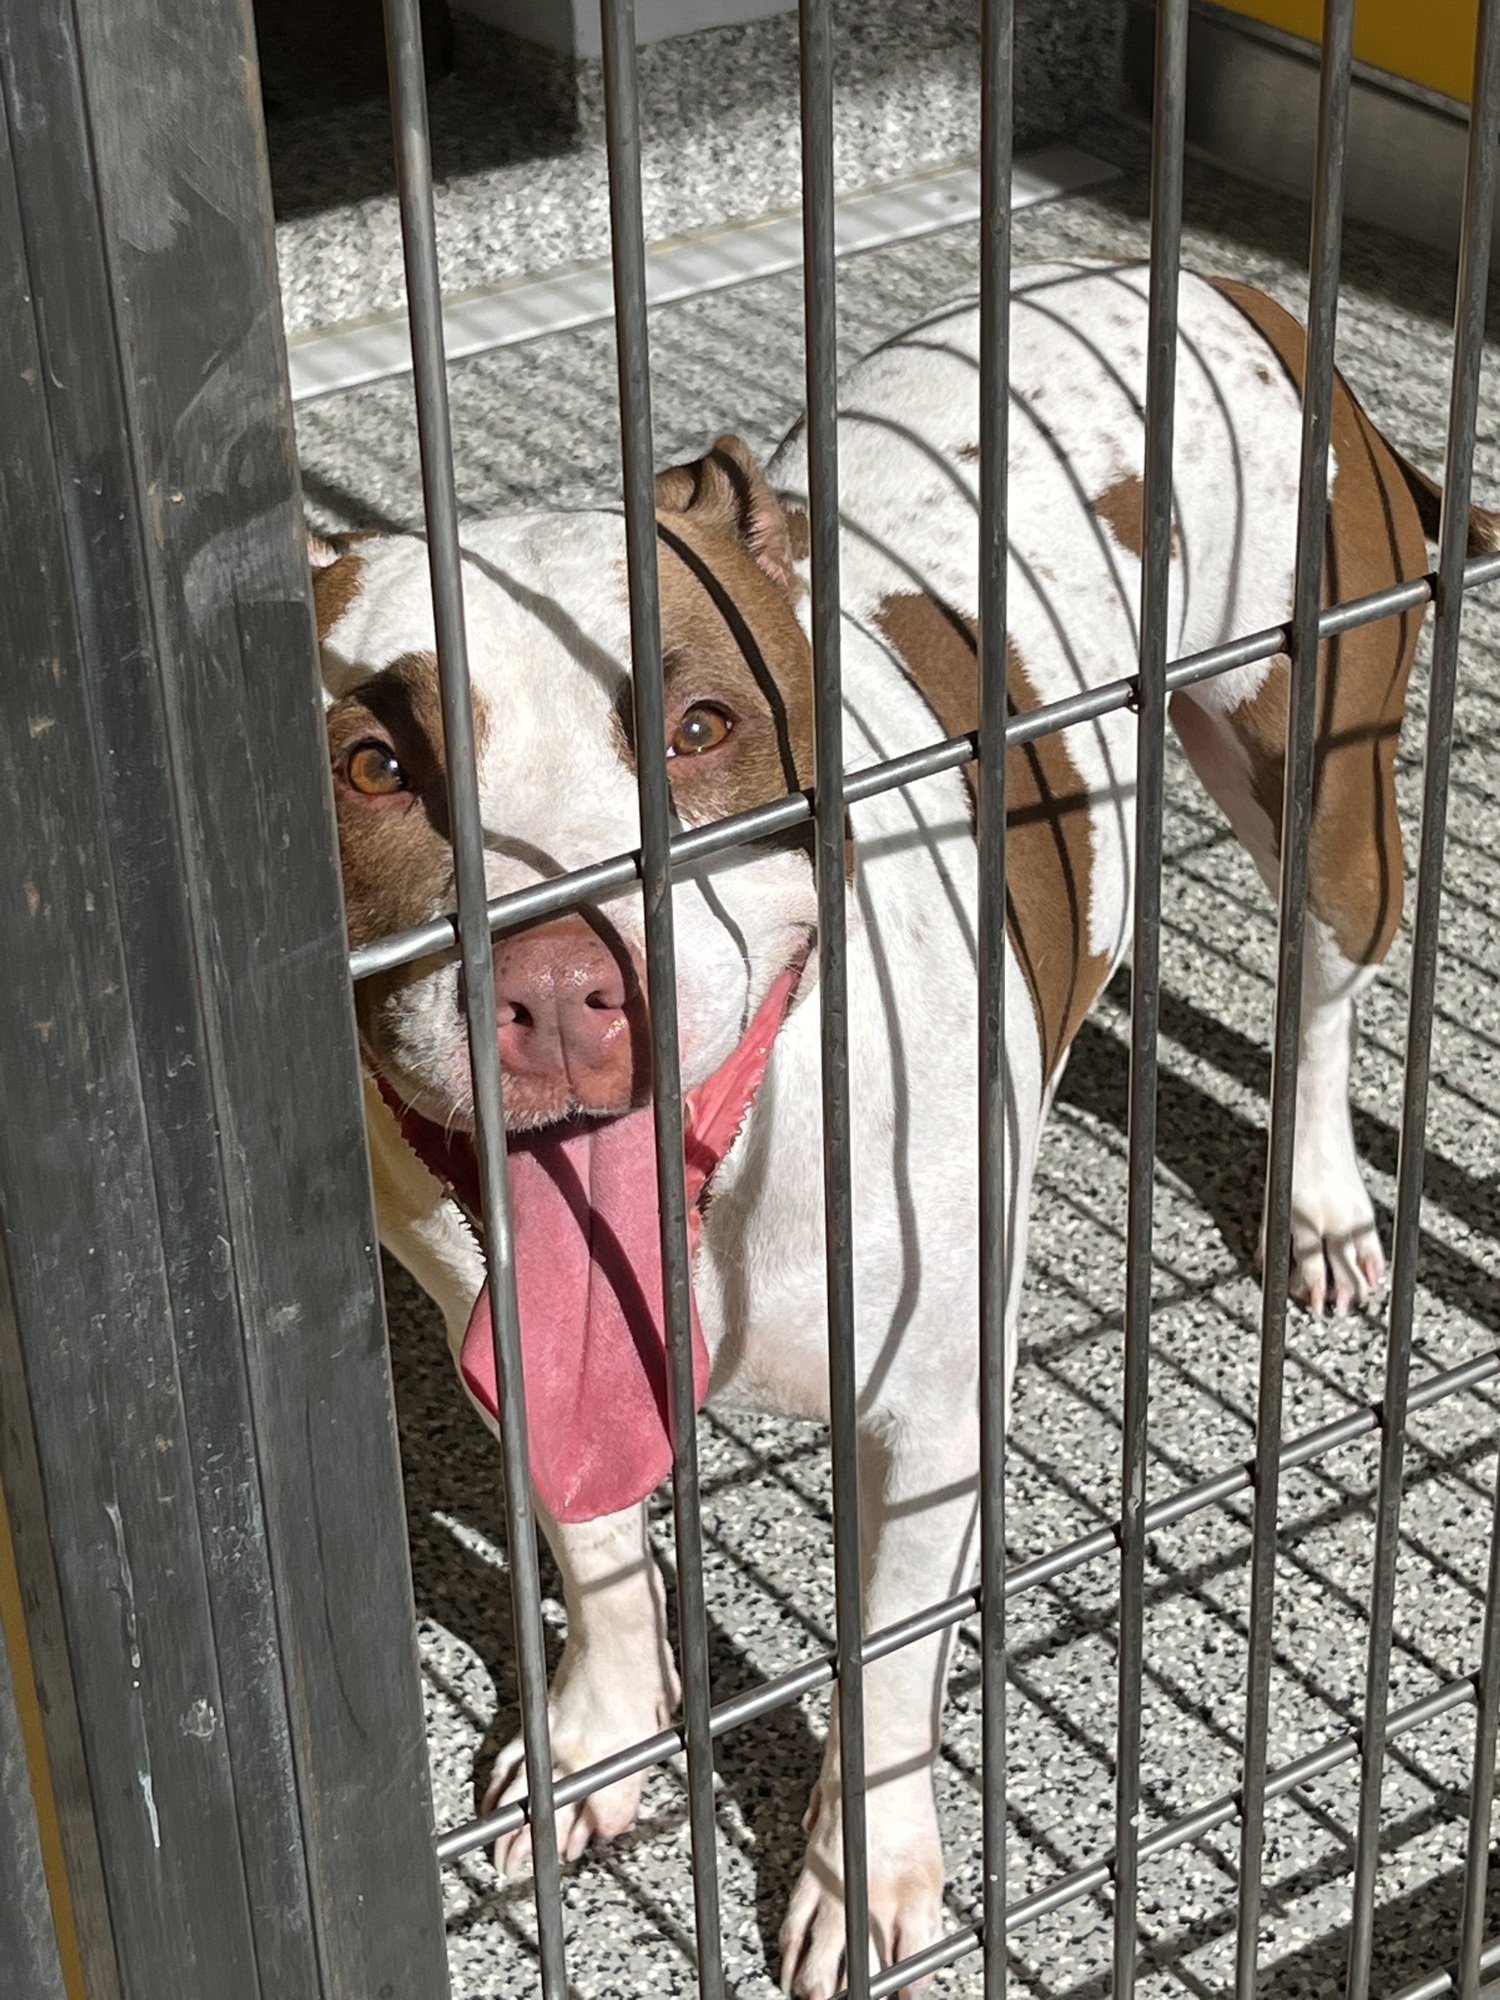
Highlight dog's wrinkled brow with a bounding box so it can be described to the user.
[458,541,628,694]
[656,519,802,797]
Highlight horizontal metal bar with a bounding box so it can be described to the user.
[857,1677,1480,2000]
[287,147,1116,402]
[1149,1676,1475,1858]
[435,1347,1500,1863]
[868,1919,985,1996]
[349,550,1500,984]
[1388,1937,1500,2000]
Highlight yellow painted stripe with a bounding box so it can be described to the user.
[1,1494,89,2000]
[1215,0,1477,102]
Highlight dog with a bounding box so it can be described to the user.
[312,264,1491,1997]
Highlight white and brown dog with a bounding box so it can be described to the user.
[313,265,1489,1996]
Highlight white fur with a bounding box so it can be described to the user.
[331,267,1384,1999]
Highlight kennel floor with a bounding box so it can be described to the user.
[293,133,1500,2000]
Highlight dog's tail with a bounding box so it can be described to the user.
[1391,445,1500,556]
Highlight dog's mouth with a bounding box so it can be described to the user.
[378,954,807,1522]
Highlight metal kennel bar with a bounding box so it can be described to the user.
[976,1,1016,1993]
[1461,1455,1500,2000]
[1348,3,1500,1995]
[798,2,873,1992]
[598,1,728,1987]
[381,3,569,1992]
[1113,3,1187,1993]
[1426,26,1500,2000]
[1236,4,1357,1992]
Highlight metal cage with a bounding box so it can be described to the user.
[3,1,1499,1997]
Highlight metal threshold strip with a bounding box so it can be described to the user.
[436,1344,1500,1864]
[286,145,1117,403]
[1388,1937,1500,2000]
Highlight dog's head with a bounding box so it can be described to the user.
[315,434,817,1137]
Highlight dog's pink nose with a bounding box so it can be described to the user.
[492,918,646,1117]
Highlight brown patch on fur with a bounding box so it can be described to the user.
[1212,279,1431,964]
[875,592,982,803]
[1381,442,1500,556]
[783,506,811,563]
[1007,654,1117,1077]
[651,439,824,856]
[1093,474,1147,561]
[1090,473,1182,563]
[873,590,1113,1076]
[313,549,366,641]
[327,649,479,1069]
[325,649,463,950]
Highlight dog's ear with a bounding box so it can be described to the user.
[307,526,372,661]
[655,434,798,597]
[307,528,344,569]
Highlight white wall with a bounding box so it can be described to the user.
[454,0,797,60]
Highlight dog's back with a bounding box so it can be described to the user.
[771,263,1325,993]
[723,268,1333,1412]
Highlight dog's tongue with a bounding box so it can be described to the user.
[462,1106,703,1524]
[460,964,800,1523]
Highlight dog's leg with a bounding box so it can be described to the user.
[775,952,1044,1997]
[1179,286,1434,1308]
[1283,919,1384,1312]
[779,1441,973,1996]
[779,1405,982,1998]
[365,1082,679,1863]
[1170,641,1412,1312]
[486,1498,679,1873]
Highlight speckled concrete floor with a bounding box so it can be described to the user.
[269,0,1120,336]
[294,127,1500,2000]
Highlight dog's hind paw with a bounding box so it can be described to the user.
[1259,1164,1385,1318]
[778,1797,944,1999]
[1289,1211,1385,1317]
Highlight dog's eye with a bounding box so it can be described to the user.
[668,705,733,757]
[346,740,408,796]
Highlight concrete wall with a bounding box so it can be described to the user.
[457,0,798,61]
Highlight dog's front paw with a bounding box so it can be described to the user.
[483,1657,678,1875]
[1288,1200,1384,1317]
[484,1734,646,1876]
[778,1782,945,1999]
